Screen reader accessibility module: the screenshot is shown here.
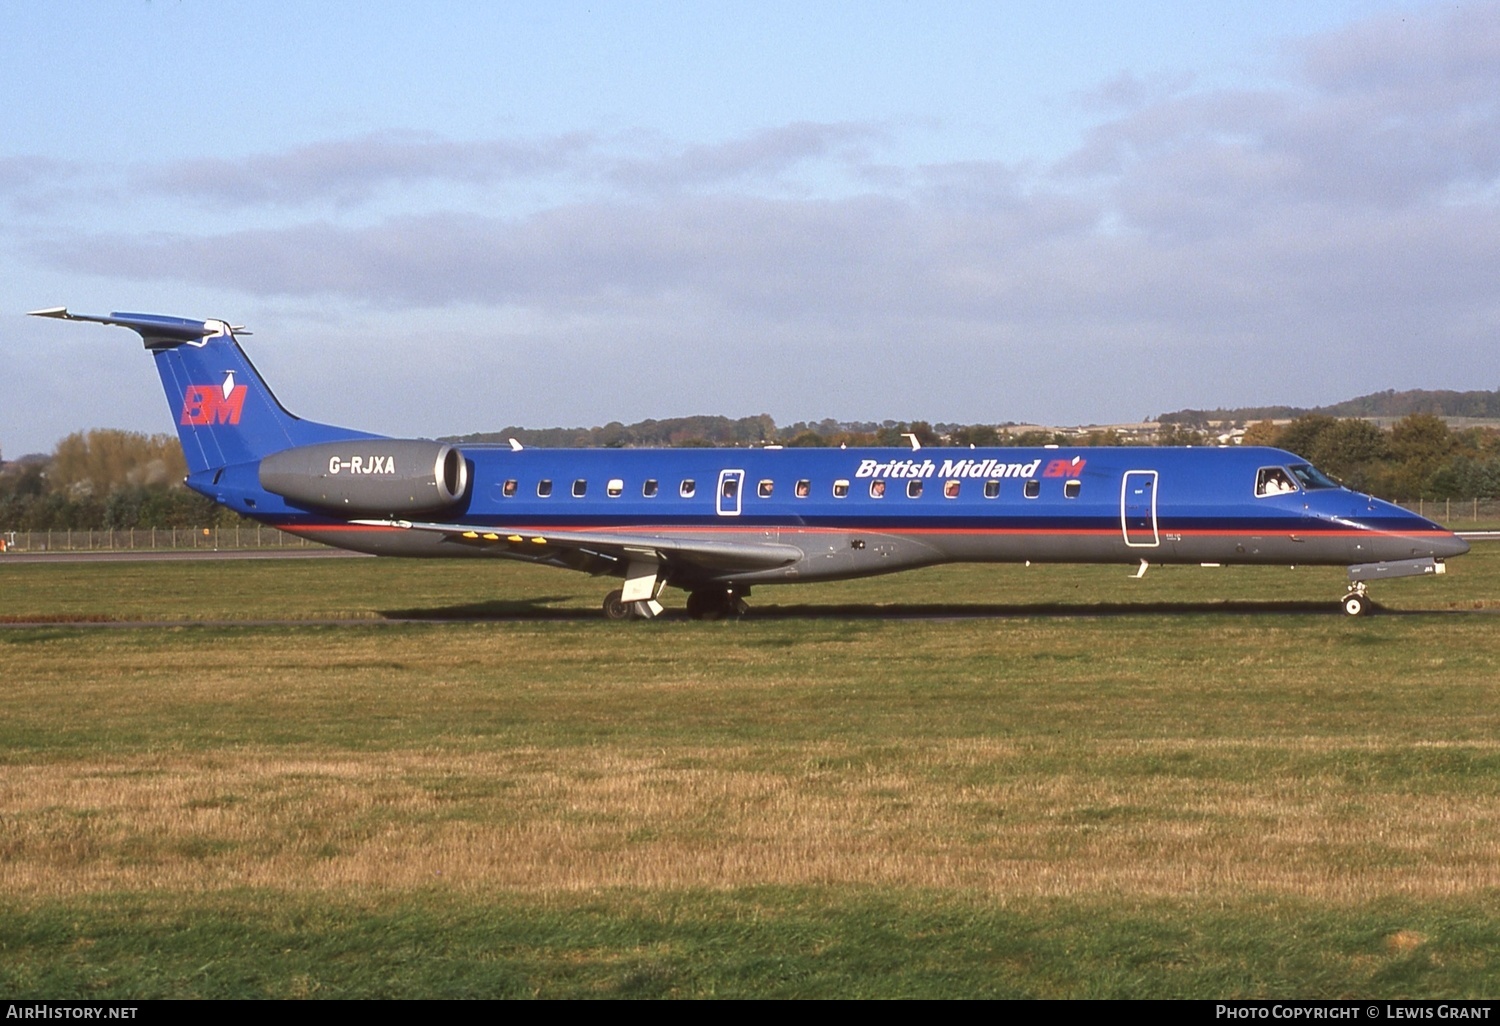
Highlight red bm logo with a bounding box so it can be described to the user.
[1042,458,1086,478]
[180,384,247,425]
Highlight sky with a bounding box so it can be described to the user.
[3,1,1497,456]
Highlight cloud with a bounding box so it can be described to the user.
[1062,4,1500,219]
[0,156,72,192]
[0,156,89,212]
[35,198,922,314]
[19,3,1500,427]
[130,122,888,208]
[1300,2,1500,99]
[1073,70,1196,114]
[138,130,598,207]
[605,121,887,191]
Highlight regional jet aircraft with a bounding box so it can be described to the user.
[32,309,1469,618]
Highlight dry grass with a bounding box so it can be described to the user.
[5,557,1500,995]
[6,737,1499,900]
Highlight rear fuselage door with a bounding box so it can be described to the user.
[717,469,744,516]
[1121,470,1159,548]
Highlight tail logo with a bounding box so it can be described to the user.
[181,371,247,426]
[1043,457,1087,478]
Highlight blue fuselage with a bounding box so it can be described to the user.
[197,443,1467,587]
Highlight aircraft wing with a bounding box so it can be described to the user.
[352,518,804,575]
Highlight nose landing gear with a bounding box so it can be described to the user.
[1342,556,1445,617]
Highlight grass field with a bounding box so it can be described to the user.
[2,548,1499,997]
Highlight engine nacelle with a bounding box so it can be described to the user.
[259,440,469,515]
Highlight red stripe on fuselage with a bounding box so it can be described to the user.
[277,523,1456,539]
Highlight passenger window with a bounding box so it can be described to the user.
[1256,467,1298,497]
[1064,480,1081,499]
[757,479,774,498]
[502,479,517,498]
[833,480,849,498]
[680,479,696,498]
[643,479,659,498]
[869,480,887,499]
[721,477,738,499]
[906,480,923,499]
[607,479,623,498]
[1024,480,1040,499]
[537,479,553,498]
[794,479,811,498]
[944,480,960,499]
[572,479,587,498]
[984,480,1000,499]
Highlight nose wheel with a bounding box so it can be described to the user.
[1341,583,1370,617]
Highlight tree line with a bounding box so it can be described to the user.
[453,416,1119,449]
[4,413,1499,530]
[1240,413,1500,500]
[1158,386,1500,426]
[0,430,222,531]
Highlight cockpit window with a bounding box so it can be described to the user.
[1255,467,1298,497]
[1288,464,1340,490]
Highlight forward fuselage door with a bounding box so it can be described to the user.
[1121,470,1159,548]
[717,469,744,516]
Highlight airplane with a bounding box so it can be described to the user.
[31,307,1470,619]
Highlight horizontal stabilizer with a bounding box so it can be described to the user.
[29,308,244,347]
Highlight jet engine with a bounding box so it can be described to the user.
[258,440,469,515]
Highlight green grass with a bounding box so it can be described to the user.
[5,891,1499,999]
[2,539,1496,621]
[2,546,1499,997]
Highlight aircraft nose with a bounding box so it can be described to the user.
[1440,533,1471,558]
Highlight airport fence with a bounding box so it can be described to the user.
[0,525,329,553]
[1397,498,1500,525]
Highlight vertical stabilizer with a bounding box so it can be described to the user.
[30,309,377,475]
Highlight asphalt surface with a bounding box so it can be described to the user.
[2,601,1495,630]
[1,548,370,564]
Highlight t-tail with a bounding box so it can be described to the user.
[29,308,379,476]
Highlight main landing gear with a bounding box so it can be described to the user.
[1340,582,1370,617]
[602,586,749,620]
[602,589,664,621]
[684,586,749,621]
